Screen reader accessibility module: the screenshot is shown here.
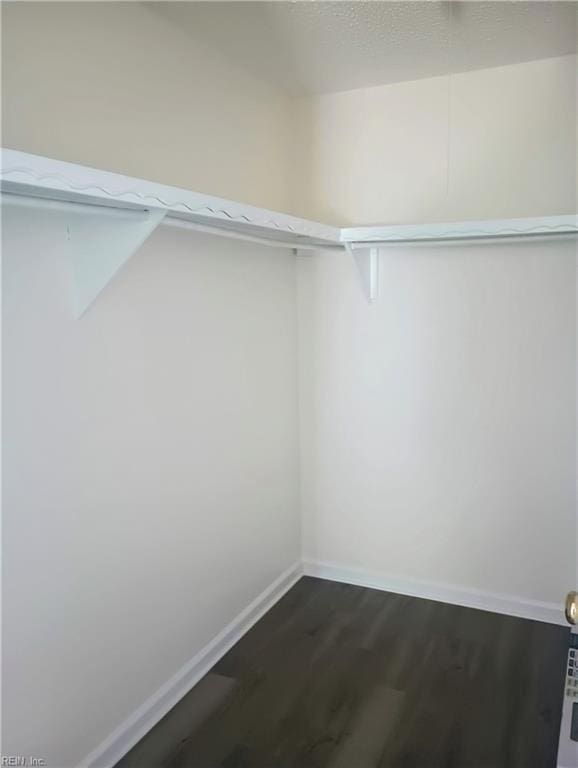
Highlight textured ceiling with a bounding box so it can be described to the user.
[149,1,578,95]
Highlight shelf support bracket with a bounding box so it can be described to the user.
[66,205,166,318]
[346,245,379,303]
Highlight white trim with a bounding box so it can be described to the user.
[303,559,565,626]
[80,561,303,768]
[76,559,568,767]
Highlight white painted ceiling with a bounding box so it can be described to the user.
[149,1,577,95]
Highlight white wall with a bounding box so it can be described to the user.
[4,5,574,227]
[296,52,577,611]
[0,6,303,764]
[298,240,576,607]
[2,196,300,766]
[1,2,294,214]
[295,55,577,224]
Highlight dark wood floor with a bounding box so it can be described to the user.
[117,577,569,768]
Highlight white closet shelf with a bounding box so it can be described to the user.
[2,149,577,311]
[341,215,578,246]
[0,149,341,249]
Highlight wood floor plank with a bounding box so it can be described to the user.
[329,685,405,768]
[116,576,569,768]
[116,673,237,768]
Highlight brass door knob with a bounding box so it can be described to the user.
[565,591,578,625]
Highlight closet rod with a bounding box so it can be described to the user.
[163,217,342,252]
[346,232,578,248]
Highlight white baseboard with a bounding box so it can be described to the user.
[303,559,565,626]
[81,557,564,767]
[81,561,303,768]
